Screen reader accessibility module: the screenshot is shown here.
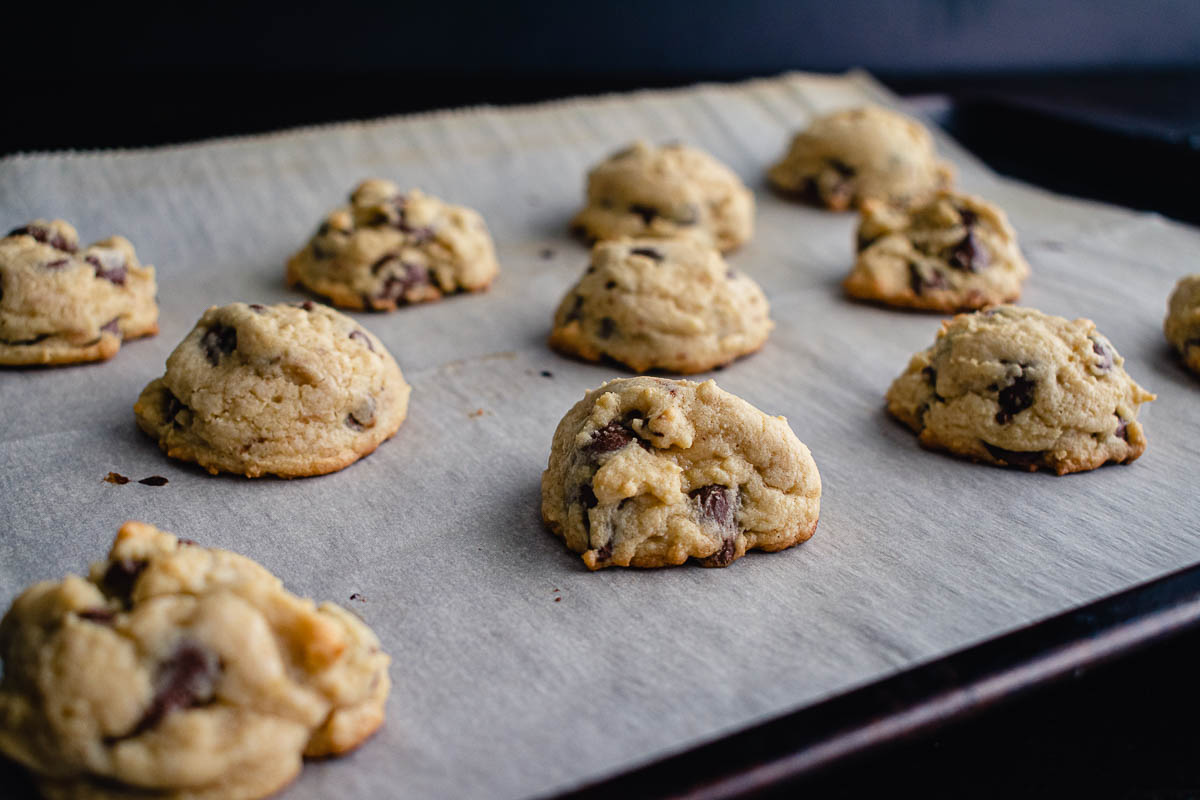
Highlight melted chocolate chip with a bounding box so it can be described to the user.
[163,390,184,426]
[101,558,147,604]
[1115,415,1129,441]
[597,317,616,339]
[982,442,1044,468]
[629,204,659,225]
[85,254,127,285]
[104,471,130,485]
[691,485,735,530]
[44,258,69,269]
[9,224,76,253]
[922,365,937,385]
[376,262,429,306]
[604,280,617,290]
[297,300,316,311]
[587,419,635,456]
[958,207,979,227]
[349,329,376,352]
[1091,337,1114,371]
[200,325,237,366]
[248,303,265,313]
[138,476,169,486]
[996,370,1035,424]
[630,247,663,261]
[125,644,221,738]
[908,263,947,295]
[947,229,989,273]
[101,318,121,337]
[78,608,116,624]
[594,541,613,562]
[346,396,376,431]
[700,537,738,567]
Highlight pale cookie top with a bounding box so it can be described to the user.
[549,238,773,374]
[0,520,390,800]
[1164,274,1200,375]
[886,306,1155,475]
[768,106,954,211]
[570,141,755,253]
[0,219,157,366]
[845,191,1030,312]
[541,377,821,569]
[286,179,499,311]
[134,301,410,478]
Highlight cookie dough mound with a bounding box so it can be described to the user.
[0,520,390,800]
[134,301,410,477]
[768,106,953,211]
[0,219,157,365]
[570,141,754,253]
[286,179,499,311]
[886,306,1155,474]
[845,191,1030,311]
[549,239,773,373]
[1164,274,1200,375]
[541,377,821,569]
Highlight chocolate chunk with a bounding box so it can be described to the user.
[9,224,76,253]
[982,442,1044,468]
[138,476,169,486]
[163,390,184,426]
[346,396,376,431]
[947,229,989,273]
[597,317,616,339]
[200,324,237,366]
[101,558,147,604]
[297,300,315,311]
[630,247,663,261]
[85,253,127,285]
[101,318,121,337]
[690,485,735,531]
[104,472,130,485]
[699,537,738,567]
[125,643,221,738]
[1115,416,1129,441]
[348,329,376,352]
[1091,337,1114,371]
[44,258,70,269]
[376,262,429,306]
[908,262,947,295]
[78,608,116,624]
[629,204,659,225]
[587,419,635,456]
[996,370,1035,424]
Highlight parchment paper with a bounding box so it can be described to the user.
[1,72,1197,799]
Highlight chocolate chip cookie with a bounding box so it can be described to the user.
[886,306,1155,474]
[549,239,772,374]
[570,141,755,253]
[286,179,499,311]
[0,219,157,365]
[768,106,954,211]
[0,520,390,800]
[541,377,821,569]
[1164,274,1200,375]
[134,301,410,478]
[844,191,1030,311]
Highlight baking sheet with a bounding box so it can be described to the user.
[1,71,1197,799]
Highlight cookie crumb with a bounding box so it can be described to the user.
[104,472,130,485]
[540,370,554,378]
[138,475,169,486]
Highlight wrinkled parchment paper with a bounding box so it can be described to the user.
[1,72,1197,799]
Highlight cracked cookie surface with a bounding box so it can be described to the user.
[549,238,772,373]
[286,179,499,311]
[0,521,390,800]
[570,141,754,253]
[845,191,1030,311]
[886,306,1155,474]
[134,301,410,477]
[541,377,821,569]
[0,219,157,365]
[1164,274,1200,375]
[768,106,953,211]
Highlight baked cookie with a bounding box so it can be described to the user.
[570,141,754,253]
[886,306,1155,474]
[0,520,390,800]
[768,106,954,211]
[549,238,773,374]
[134,301,410,478]
[844,191,1030,311]
[286,179,499,311]
[541,377,821,569]
[0,219,157,366]
[1164,274,1200,375]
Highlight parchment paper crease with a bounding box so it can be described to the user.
[1,71,1197,799]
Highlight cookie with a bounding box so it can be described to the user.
[541,377,821,569]
[134,301,410,478]
[1164,274,1200,375]
[0,520,390,800]
[844,191,1030,311]
[548,239,773,374]
[570,141,754,253]
[286,179,499,311]
[886,306,1155,474]
[0,219,157,366]
[768,106,953,211]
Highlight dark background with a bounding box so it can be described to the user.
[5,1,1200,796]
